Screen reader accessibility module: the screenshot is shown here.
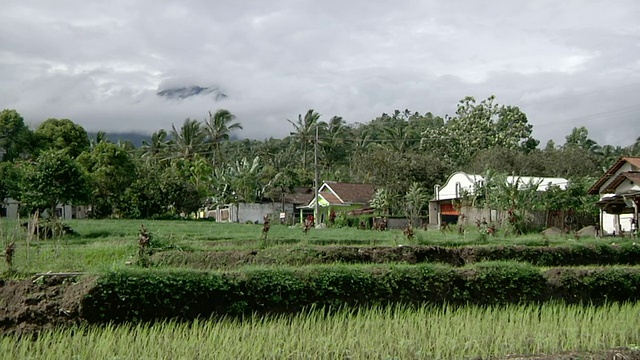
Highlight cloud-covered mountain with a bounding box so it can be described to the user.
[156,86,228,101]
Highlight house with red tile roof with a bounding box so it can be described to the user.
[588,157,640,235]
[305,181,377,223]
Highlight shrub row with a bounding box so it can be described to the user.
[82,263,640,323]
[152,244,640,270]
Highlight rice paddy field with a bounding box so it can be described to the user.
[1,219,640,359]
[3,303,640,360]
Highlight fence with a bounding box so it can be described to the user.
[458,206,596,231]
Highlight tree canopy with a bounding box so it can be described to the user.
[1,103,637,219]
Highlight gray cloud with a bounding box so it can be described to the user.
[1,0,639,146]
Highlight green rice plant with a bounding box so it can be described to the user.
[2,303,640,359]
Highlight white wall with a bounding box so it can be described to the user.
[435,172,568,201]
[216,203,294,223]
[1,198,86,220]
[436,172,482,200]
[602,212,633,235]
[601,162,635,191]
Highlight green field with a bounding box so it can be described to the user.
[1,219,633,274]
[3,303,640,360]
[2,219,640,359]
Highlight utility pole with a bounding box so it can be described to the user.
[314,125,320,225]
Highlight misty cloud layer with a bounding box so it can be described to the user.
[1,1,639,145]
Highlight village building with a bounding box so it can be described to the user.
[588,157,640,235]
[428,171,568,227]
[1,198,88,220]
[305,181,376,224]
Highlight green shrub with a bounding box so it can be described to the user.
[82,264,640,324]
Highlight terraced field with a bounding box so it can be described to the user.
[1,219,639,359]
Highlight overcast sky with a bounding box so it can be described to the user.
[1,0,639,146]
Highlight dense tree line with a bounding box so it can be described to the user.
[1,96,639,219]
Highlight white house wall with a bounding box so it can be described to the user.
[436,172,568,201]
[436,172,482,200]
[216,203,294,223]
[2,198,85,220]
[602,212,633,235]
[614,180,640,194]
[601,163,635,192]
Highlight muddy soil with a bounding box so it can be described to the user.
[504,348,640,359]
[0,275,95,336]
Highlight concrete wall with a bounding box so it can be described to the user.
[458,206,547,229]
[1,198,88,219]
[382,217,427,230]
[215,203,294,223]
[1,198,19,219]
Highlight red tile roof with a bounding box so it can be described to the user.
[323,182,376,204]
[319,191,343,205]
[588,157,640,194]
[601,172,640,193]
[284,187,315,205]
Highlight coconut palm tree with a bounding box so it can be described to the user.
[320,116,350,169]
[204,109,243,166]
[169,118,206,160]
[287,109,323,171]
[141,129,171,163]
[90,131,110,149]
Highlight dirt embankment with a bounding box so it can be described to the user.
[1,276,640,360]
[0,275,95,336]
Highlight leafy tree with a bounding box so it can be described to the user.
[351,147,448,214]
[370,188,390,216]
[78,142,137,217]
[204,109,243,167]
[467,172,541,234]
[404,182,429,226]
[121,162,166,219]
[542,146,601,178]
[421,96,536,166]
[631,136,640,156]
[35,118,90,158]
[564,126,599,153]
[229,156,263,203]
[467,146,547,176]
[160,162,205,216]
[596,145,624,172]
[0,162,20,202]
[17,149,90,216]
[0,109,33,161]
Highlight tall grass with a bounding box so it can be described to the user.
[3,303,639,359]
